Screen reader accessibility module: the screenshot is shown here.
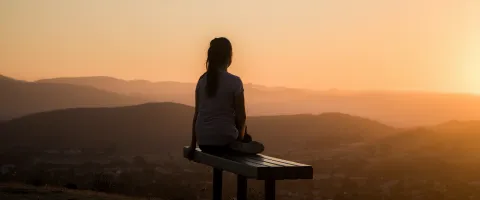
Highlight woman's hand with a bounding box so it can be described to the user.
[186,146,196,160]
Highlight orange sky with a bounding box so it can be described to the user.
[0,0,479,93]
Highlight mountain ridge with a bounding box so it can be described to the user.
[0,102,396,154]
[35,76,480,127]
[3,75,480,127]
[0,75,149,120]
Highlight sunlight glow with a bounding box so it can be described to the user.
[460,40,480,94]
[460,3,480,94]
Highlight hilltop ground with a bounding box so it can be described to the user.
[0,183,161,200]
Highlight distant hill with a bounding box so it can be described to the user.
[37,76,314,106]
[0,74,17,81]
[37,76,480,127]
[0,75,148,120]
[375,120,480,153]
[432,120,480,133]
[38,76,194,95]
[37,76,197,106]
[0,102,395,154]
[349,120,480,180]
[37,76,194,94]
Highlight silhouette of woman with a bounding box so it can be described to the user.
[187,37,264,159]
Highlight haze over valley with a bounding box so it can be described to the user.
[2,74,480,199]
[3,74,480,127]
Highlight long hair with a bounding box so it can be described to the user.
[205,37,232,97]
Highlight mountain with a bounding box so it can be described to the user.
[374,120,480,153]
[0,74,16,81]
[37,76,480,127]
[432,120,480,133]
[37,76,196,105]
[37,76,314,106]
[0,102,396,154]
[0,76,148,120]
[347,120,480,181]
[248,91,480,128]
[37,76,194,96]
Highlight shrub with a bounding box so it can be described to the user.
[92,173,114,192]
[64,183,78,189]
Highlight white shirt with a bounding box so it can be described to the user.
[195,70,244,146]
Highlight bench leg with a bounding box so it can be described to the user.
[265,179,276,200]
[237,175,247,200]
[213,168,222,200]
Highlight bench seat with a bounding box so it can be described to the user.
[183,146,313,180]
[183,146,313,200]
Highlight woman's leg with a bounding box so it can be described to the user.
[230,126,264,154]
[241,126,252,143]
[199,145,230,155]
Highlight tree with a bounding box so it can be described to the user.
[133,156,147,166]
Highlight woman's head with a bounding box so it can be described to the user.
[207,37,232,70]
[205,37,232,97]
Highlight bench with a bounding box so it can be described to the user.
[183,146,313,200]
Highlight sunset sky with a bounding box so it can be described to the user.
[1,0,479,93]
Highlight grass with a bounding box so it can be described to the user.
[0,183,163,200]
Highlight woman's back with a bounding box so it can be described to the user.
[195,70,244,146]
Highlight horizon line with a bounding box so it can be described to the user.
[2,73,480,96]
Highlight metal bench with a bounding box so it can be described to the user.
[183,146,313,200]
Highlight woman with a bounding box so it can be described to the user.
[187,37,264,159]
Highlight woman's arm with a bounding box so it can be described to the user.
[234,91,247,140]
[190,115,198,148]
[187,88,199,160]
[190,90,199,148]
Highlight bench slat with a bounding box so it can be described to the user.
[234,156,285,167]
[238,155,313,180]
[246,155,296,167]
[231,156,300,180]
[257,154,310,166]
[224,156,280,179]
[223,156,271,168]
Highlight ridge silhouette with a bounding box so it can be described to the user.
[36,76,480,127]
[0,102,395,153]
